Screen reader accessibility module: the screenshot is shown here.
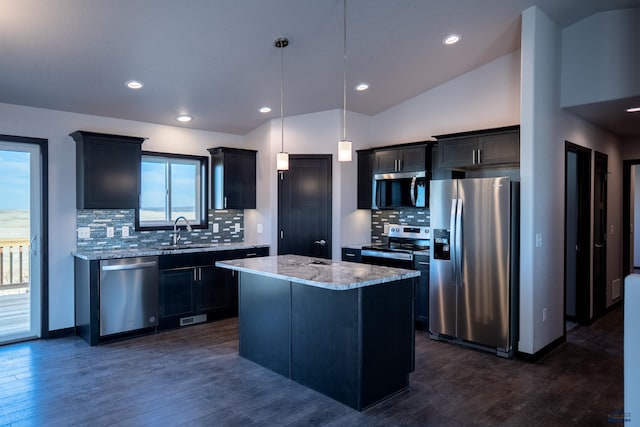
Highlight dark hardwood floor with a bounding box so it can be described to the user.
[0,307,623,426]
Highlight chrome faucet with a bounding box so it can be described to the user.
[172,216,192,245]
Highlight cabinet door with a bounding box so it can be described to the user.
[75,136,142,209]
[196,266,230,314]
[159,268,195,322]
[357,150,374,209]
[439,137,477,169]
[398,146,426,172]
[413,255,429,328]
[477,131,519,165]
[374,149,398,173]
[223,150,256,209]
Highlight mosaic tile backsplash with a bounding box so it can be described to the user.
[371,208,430,244]
[76,209,244,251]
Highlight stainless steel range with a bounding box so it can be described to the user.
[361,224,430,269]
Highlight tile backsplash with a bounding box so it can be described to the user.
[76,209,244,251]
[371,208,430,244]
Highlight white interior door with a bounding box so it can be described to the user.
[0,140,41,343]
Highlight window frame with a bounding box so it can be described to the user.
[135,151,209,231]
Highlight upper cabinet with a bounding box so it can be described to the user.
[357,149,374,209]
[208,147,257,209]
[437,126,520,170]
[373,146,427,173]
[71,131,145,209]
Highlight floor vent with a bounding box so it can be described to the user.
[612,279,621,300]
[180,314,207,327]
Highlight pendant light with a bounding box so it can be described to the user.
[275,37,289,171]
[338,0,352,162]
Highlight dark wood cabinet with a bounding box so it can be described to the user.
[158,247,268,329]
[208,147,257,209]
[373,146,427,173]
[357,150,374,209]
[70,131,144,209]
[413,254,430,329]
[341,247,362,263]
[437,126,519,169]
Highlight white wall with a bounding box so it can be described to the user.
[370,51,521,146]
[561,7,640,107]
[0,102,243,331]
[520,7,625,354]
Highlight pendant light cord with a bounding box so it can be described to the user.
[342,0,347,141]
[280,39,285,153]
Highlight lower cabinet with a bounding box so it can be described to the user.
[341,247,362,263]
[158,247,268,329]
[413,254,429,329]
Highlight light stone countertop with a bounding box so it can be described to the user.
[73,243,270,260]
[215,254,420,291]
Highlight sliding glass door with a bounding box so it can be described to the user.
[0,139,43,344]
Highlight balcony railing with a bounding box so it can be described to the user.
[0,242,30,287]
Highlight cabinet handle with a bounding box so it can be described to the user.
[472,149,477,164]
[345,253,356,257]
[417,261,429,266]
[193,268,197,282]
[477,148,482,164]
[224,196,227,209]
[245,252,257,257]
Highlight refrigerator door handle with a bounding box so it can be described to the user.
[455,198,463,286]
[450,198,458,284]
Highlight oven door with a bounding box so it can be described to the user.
[361,249,414,269]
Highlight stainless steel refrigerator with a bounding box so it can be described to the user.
[429,177,519,357]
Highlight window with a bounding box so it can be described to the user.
[136,152,208,230]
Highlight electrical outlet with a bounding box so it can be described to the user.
[213,223,219,233]
[106,227,114,238]
[535,233,542,248]
[257,223,263,234]
[234,223,241,233]
[78,227,90,239]
[122,226,129,237]
[542,307,548,323]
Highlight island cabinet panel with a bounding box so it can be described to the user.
[236,269,414,411]
[238,274,291,377]
[71,131,144,209]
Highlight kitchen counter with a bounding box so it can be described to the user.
[215,254,420,290]
[217,254,416,411]
[73,243,270,260]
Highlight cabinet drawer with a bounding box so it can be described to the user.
[341,248,362,263]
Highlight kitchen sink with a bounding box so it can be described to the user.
[152,243,217,251]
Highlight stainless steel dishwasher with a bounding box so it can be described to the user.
[99,256,159,337]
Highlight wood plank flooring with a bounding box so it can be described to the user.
[0,306,623,426]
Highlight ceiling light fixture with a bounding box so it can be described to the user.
[125,80,143,89]
[356,83,369,91]
[260,107,272,113]
[626,106,640,113]
[275,37,289,171]
[443,34,461,45]
[176,115,192,122]
[338,0,353,163]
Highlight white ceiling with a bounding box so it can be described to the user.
[0,0,639,136]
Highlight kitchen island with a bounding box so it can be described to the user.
[215,254,420,411]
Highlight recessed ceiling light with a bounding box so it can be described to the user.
[627,106,640,113]
[125,80,143,89]
[443,34,461,45]
[356,83,369,91]
[260,107,272,113]
[176,115,192,122]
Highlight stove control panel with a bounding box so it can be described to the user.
[387,224,430,240]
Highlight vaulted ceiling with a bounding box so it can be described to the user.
[0,0,638,136]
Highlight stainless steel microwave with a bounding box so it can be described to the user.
[372,171,427,209]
